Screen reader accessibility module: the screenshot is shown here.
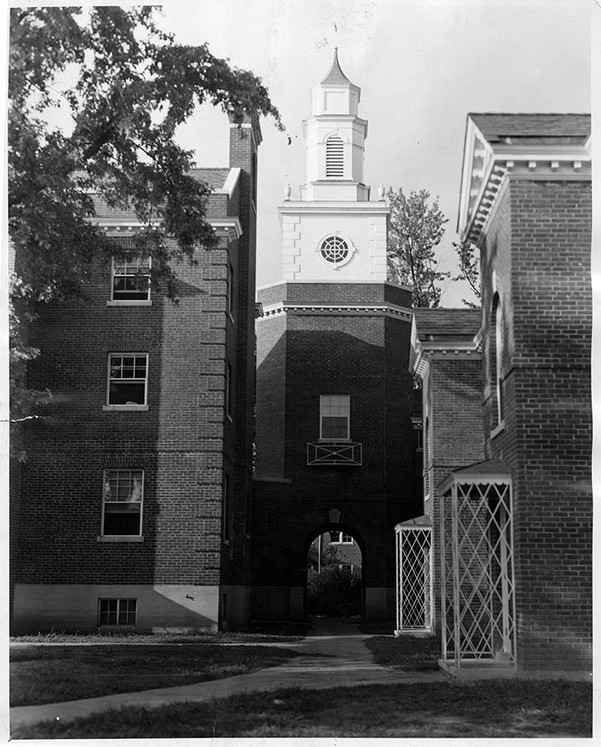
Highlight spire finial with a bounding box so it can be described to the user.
[321,47,351,86]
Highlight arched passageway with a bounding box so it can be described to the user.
[306,527,363,617]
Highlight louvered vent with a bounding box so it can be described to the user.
[325,136,344,177]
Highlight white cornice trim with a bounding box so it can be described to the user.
[213,168,241,198]
[458,118,592,242]
[412,339,481,378]
[278,201,389,216]
[91,216,242,241]
[258,301,413,322]
[209,218,243,240]
[96,221,156,232]
[257,279,412,292]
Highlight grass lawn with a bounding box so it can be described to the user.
[14,680,592,739]
[365,634,441,671]
[11,642,300,707]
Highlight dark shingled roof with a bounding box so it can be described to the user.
[470,113,590,145]
[321,48,352,86]
[413,308,481,338]
[189,167,230,190]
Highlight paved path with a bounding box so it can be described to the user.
[11,618,444,731]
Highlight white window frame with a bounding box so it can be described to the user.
[99,469,144,540]
[103,353,149,411]
[330,531,354,545]
[98,598,137,626]
[108,257,152,306]
[316,233,355,270]
[320,394,350,441]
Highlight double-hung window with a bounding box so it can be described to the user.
[110,257,151,303]
[102,469,143,536]
[106,353,148,408]
[320,395,350,440]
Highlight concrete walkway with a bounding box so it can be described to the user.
[11,617,444,731]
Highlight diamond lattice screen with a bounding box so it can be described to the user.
[440,481,515,664]
[396,526,432,632]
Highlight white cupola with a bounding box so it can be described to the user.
[276,50,388,284]
[301,48,370,202]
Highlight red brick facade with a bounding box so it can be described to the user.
[253,281,420,620]
[413,114,592,673]
[11,120,261,633]
[482,177,592,671]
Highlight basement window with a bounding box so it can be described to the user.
[98,598,137,626]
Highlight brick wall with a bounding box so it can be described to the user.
[481,177,592,670]
[253,281,417,618]
[13,121,260,631]
[424,356,485,631]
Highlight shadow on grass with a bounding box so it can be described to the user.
[364,634,441,671]
[13,680,592,740]
[11,644,301,707]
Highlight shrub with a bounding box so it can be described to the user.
[306,568,362,616]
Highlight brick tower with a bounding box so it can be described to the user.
[252,51,420,620]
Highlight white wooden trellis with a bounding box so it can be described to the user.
[439,462,516,668]
[395,517,433,634]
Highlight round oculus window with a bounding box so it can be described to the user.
[319,235,352,268]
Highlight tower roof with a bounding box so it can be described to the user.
[321,48,352,85]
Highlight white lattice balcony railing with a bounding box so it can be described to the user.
[307,441,362,466]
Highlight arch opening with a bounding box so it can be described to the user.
[306,528,363,617]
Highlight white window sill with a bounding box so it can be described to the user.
[102,405,149,412]
[490,420,506,440]
[97,535,144,542]
[318,439,352,443]
[107,300,152,307]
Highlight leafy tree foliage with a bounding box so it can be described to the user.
[9,6,281,422]
[452,239,481,308]
[386,188,449,308]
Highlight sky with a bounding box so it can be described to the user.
[157,0,593,306]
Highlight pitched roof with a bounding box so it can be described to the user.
[438,459,511,493]
[469,113,591,146]
[413,308,481,338]
[189,167,231,190]
[321,48,352,85]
